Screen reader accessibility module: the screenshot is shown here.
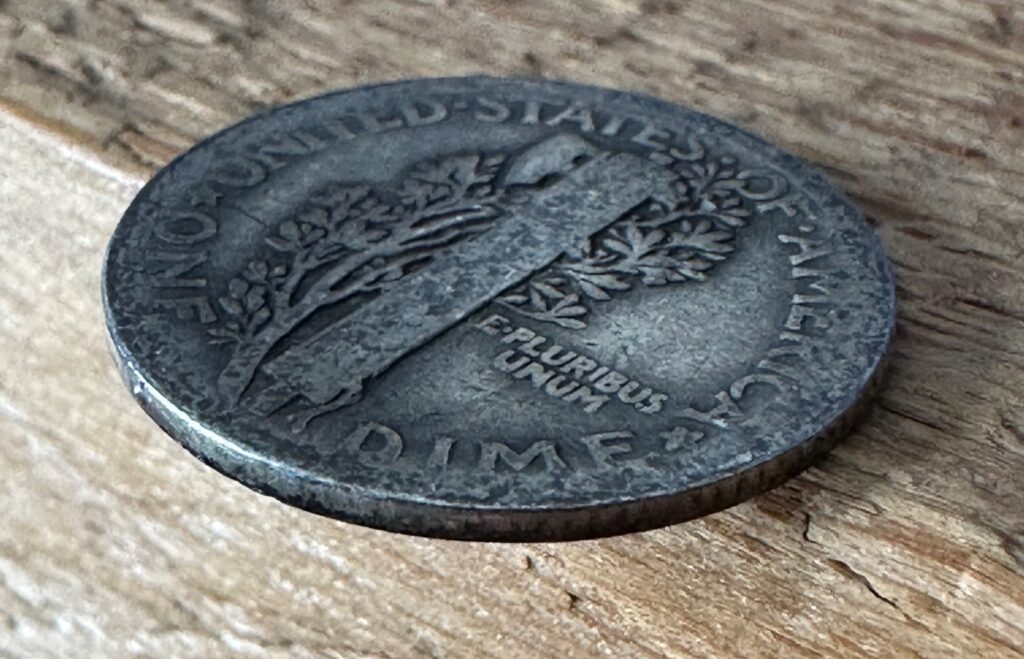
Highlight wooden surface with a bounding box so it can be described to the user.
[1,1,1023,656]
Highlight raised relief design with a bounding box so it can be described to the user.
[498,144,786,328]
[202,131,789,424]
[212,153,508,402]
[475,315,669,416]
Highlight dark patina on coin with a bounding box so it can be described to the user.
[103,77,894,541]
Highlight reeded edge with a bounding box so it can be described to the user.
[102,75,896,542]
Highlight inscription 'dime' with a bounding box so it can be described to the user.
[342,421,654,475]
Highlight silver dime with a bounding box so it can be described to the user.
[103,77,894,541]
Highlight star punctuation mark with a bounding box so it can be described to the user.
[660,427,705,452]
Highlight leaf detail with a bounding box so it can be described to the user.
[219,297,243,317]
[243,287,265,313]
[228,278,249,299]
[280,221,301,241]
[578,280,611,301]
[250,306,271,329]
[266,236,294,251]
[498,147,787,331]
[551,317,587,329]
[532,281,564,299]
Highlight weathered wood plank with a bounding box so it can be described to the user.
[1,1,1022,656]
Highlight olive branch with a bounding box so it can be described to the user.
[497,147,788,328]
[209,153,507,401]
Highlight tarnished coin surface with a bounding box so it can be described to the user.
[103,77,894,541]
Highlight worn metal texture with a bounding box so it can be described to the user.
[102,77,894,541]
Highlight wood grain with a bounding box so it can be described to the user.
[1,1,1023,656]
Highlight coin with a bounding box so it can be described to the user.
[103,77,894,541]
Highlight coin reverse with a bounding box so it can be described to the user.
[103,77,894,541]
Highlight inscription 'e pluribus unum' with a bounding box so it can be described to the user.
[475,313,668,415]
